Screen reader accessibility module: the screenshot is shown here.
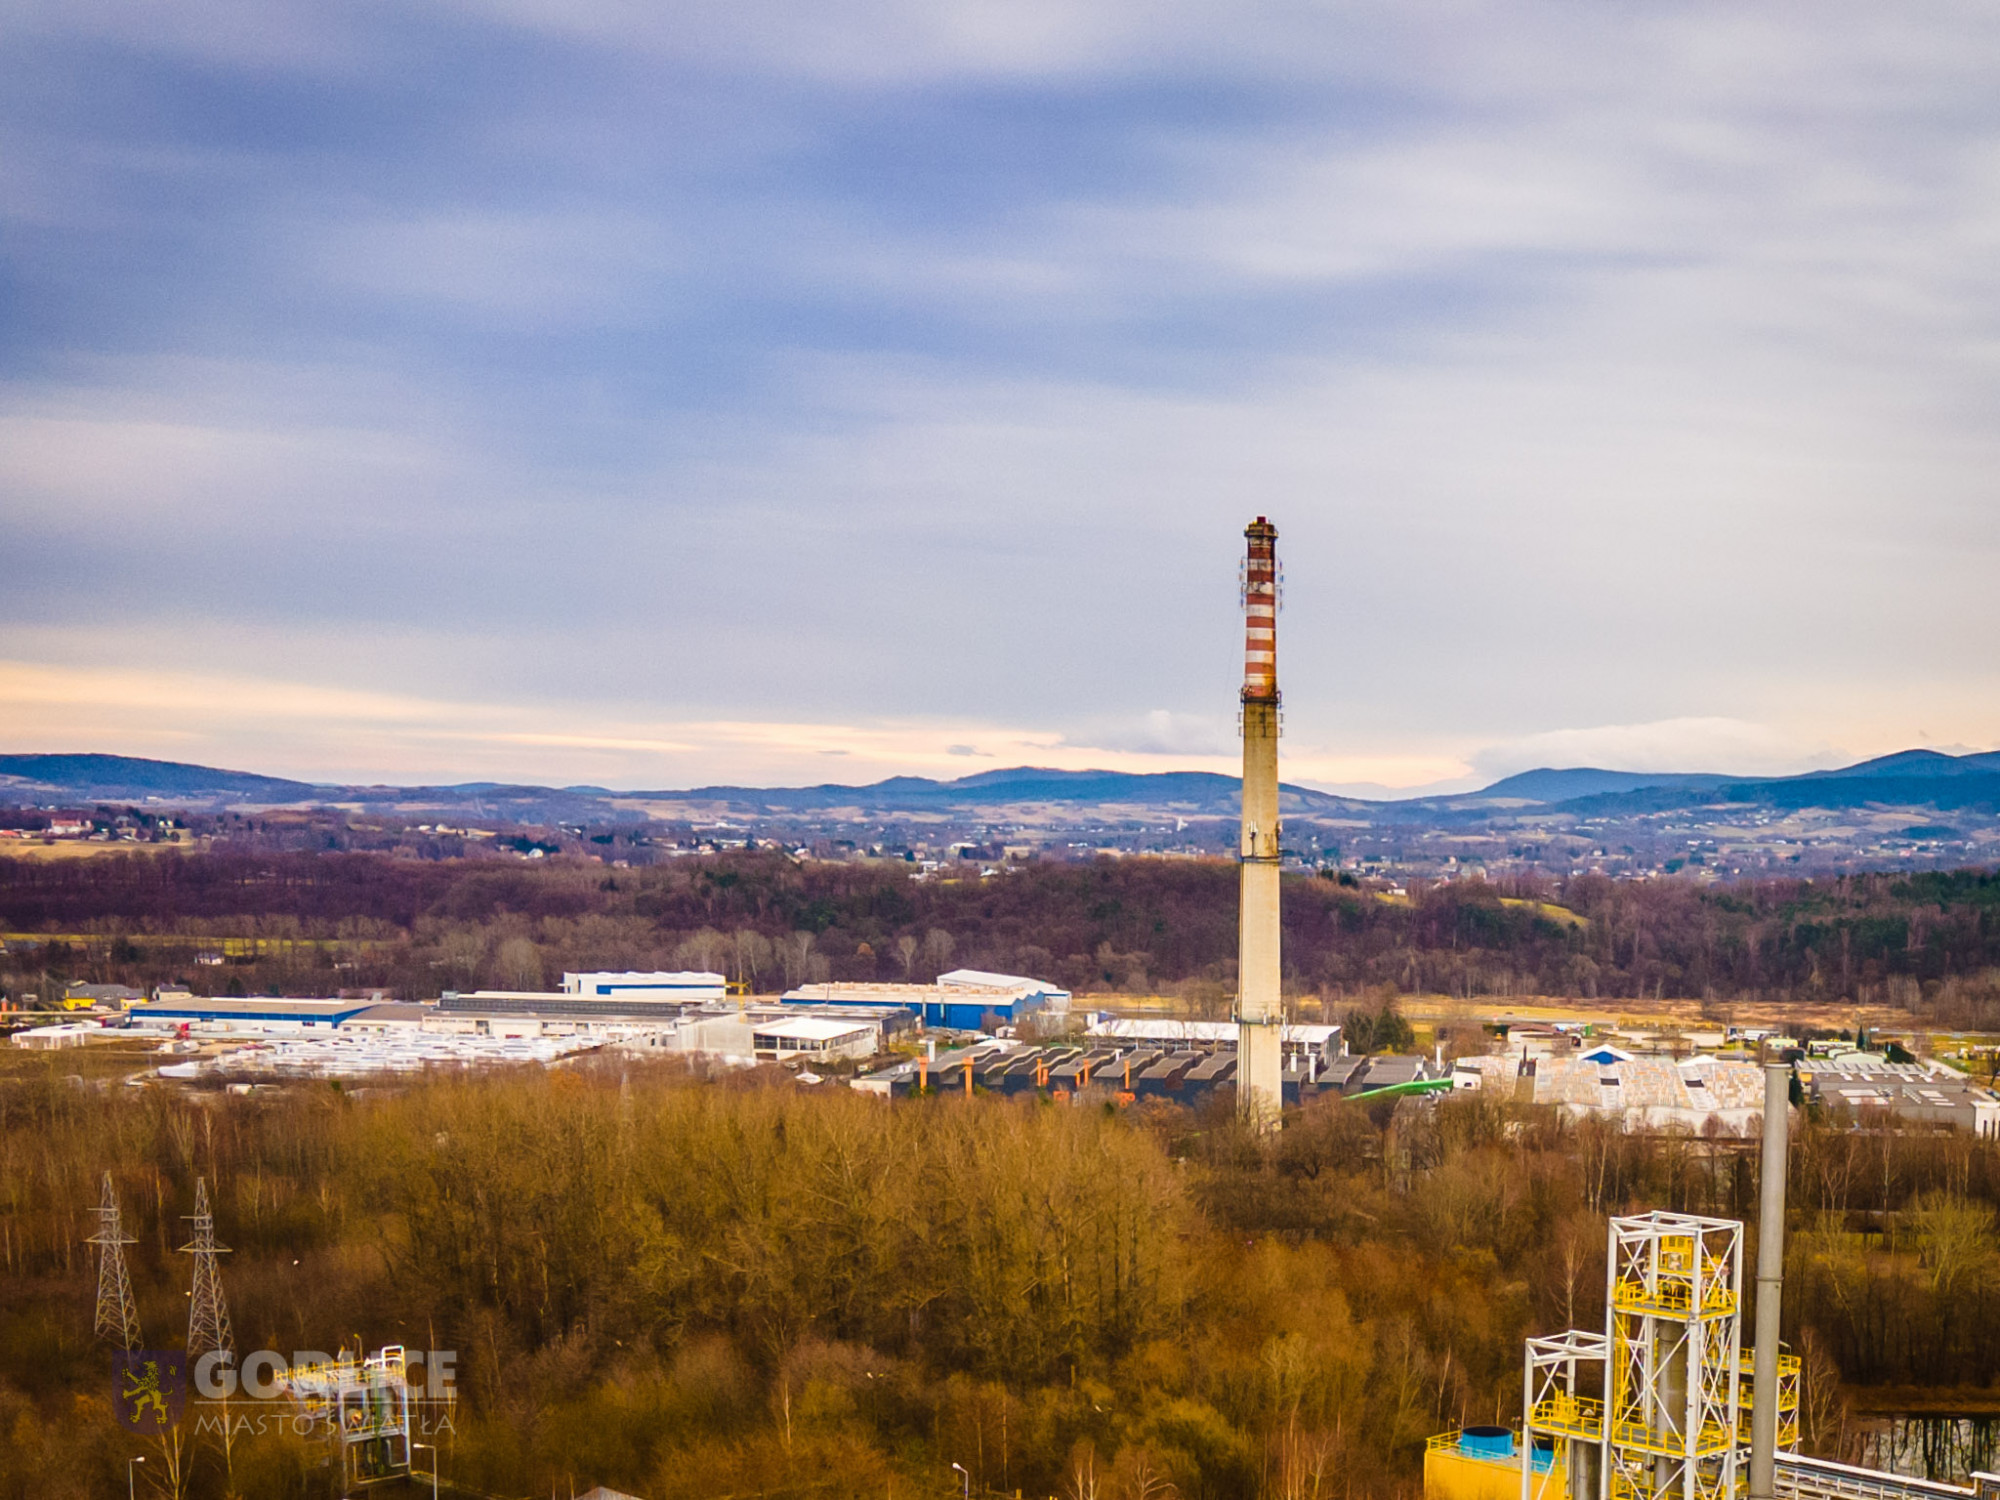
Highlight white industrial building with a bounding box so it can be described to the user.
[118,979,906,1079]
[1457,1048,2000,1139]
[1453,1050,1769,1134]
[160,1031,603,1079]
[10,1020,104,1050]
[430,998,893,1052]
[1086,1017,1342,1063]
[562,970,726,1001]
[750,1017,878,1062]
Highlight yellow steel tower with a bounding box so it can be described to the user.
[1603,1214,1745,1500]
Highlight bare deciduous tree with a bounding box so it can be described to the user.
[493,935,544,990]
[676,927,729,975]
[732,929,773,990]
[778,930,816,989]
[921,928,955,979]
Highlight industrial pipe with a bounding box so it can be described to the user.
[1748,1061,1791,1500]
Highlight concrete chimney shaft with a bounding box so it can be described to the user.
[1748,1061,1790,1500]
[1237,517,1284,1126]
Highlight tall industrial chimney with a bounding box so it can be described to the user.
[1237,517,1284,1125]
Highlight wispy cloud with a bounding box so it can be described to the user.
[4,1,2000,783]
[1468,718,1847,782]
[0,660,1181,787]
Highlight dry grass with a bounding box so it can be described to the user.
[0,1035,163,1082]
[0,838,196,861]
[1497,897,1589,928]
[1394,992,1940,1035]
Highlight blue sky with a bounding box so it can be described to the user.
[4,0,1998,793]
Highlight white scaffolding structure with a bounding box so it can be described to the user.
[1522,1213,1801,1500]
[1524,1330,1610,1500]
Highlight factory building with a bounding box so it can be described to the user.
[852,1042,1008,1098]
[1082,1021,1453,1104]
[849,1039,1433,1108]
[1800,1056,2000,1138]
[1320,1053,1442,1095]
[163,1031,603,1079]
[782,971,1067,1031]
[10,1020,104,1050]
[562,970,726,1001]
[125,997,385,1033]
[340,1004,432,1034]
[938,969,1071,1011]
[751,1017,878,1062]
[432,994,907,1055]
[1452,1051,1769,1133]
[440,989,699,1023]
[122,986,910,1074]
[1450,1048,2000,1139]
[1085,1017,1341,1065]
[62,982,146,1010]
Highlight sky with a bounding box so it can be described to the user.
[3,0,1998,796]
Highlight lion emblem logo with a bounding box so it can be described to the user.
[116,1352,187,1431]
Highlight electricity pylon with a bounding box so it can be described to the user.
[88,1172,142,1351]
[180,1177,234,1367]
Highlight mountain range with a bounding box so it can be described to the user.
[4,749,2000,821]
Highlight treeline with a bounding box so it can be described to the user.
[3,1065,1999,1498]
[3,852,2000,1014]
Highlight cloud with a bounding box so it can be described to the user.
[1469,718,1847,781]
[0,659,1236,787]
[1074,710,1233,759]
[5,1,2000,783]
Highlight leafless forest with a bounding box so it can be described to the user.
[4,852,2000,1018]
[2,1063,1999,1498]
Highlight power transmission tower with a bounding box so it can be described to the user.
[87,1172,142,1351]
[180,1177,234,1366]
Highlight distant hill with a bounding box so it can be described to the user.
[0,755,1359,818]
[1472,767,1734,803]
[660,767,1357,816]
[1472,750,2000,811]
[0,754,320,803]
[3,748,1996,823]
[1797,749,2000,780]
